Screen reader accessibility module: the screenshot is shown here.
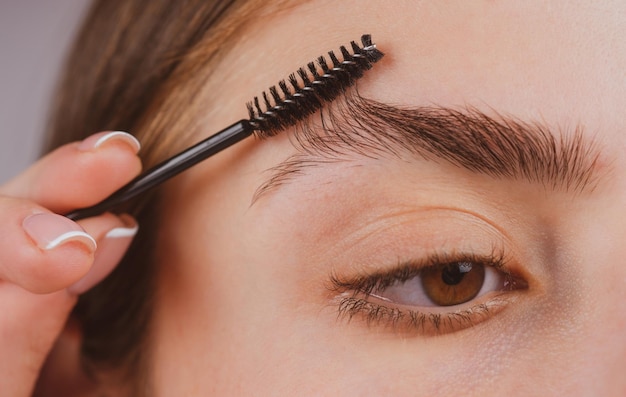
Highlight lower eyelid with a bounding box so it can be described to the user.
[335,291,515,335]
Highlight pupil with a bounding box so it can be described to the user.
[441,263,468,285]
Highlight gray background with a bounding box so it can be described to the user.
[0,0,90,183]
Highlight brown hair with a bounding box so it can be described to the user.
[44,0,292,390]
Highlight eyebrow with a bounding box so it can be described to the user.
[253,91,602,202]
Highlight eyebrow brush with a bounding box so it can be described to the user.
[65,34,384,221]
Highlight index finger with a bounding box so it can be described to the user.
[0,131,141,213]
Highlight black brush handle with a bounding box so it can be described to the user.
[66,120,253,221]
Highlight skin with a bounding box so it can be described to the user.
[152,1,626,396]
[3,1,625,396]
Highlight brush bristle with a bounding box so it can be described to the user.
[247,34,384,137]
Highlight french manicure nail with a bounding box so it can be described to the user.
[23,213,97,251]
[68,221,138,295]
[78,131,141,153]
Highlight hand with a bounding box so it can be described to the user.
[0,131,142,396]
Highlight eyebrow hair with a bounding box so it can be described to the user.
[253,91,601,202]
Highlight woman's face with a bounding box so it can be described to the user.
[150,1,626,395]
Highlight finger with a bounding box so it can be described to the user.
[0,131,141,213]
[0,200,137,295]
[0,197,97,294]
[69,213,138,295]
[0,207,136,396]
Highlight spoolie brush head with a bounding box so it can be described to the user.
[247,34,384,137]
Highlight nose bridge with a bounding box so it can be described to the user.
[589,301,626,395]
[579,213,626,396]
[582,311,624,394]
[602,256,626,361]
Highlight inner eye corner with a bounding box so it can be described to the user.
[505,272,531,291]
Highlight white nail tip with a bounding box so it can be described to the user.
[45,231,97,250]
[94,131,141,152]
[105,224,139,239]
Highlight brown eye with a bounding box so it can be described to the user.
[363,259,512,308]
[420,262,485,306]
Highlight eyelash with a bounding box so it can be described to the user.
[328,250,528,335]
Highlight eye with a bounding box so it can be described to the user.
[330,253,528,334]
[374,261,501,307]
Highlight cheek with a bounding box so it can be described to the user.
[150,134,330,392]
[569,193,626,370]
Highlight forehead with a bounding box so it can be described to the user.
[206,1,626,152]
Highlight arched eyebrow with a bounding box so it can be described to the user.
[253,91,602,203]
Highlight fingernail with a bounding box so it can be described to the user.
[23,213,97,251]
[68,218,138,295]
[78,131,141,153]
